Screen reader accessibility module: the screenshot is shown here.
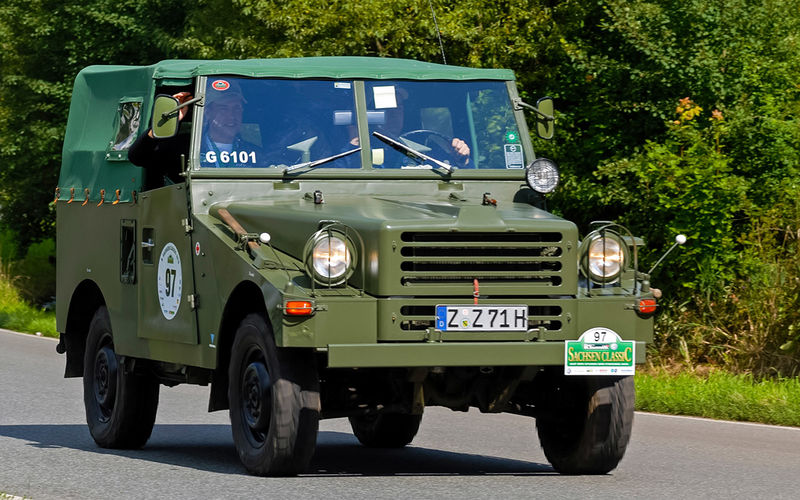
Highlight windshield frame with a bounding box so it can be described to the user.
[188,76,534,179]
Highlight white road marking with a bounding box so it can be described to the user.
[637,411,800,431]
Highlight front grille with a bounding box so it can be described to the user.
[398,305,563,331]
[399,231,564,287]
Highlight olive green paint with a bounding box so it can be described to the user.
[57,56,654,387]
[326,341,647,368]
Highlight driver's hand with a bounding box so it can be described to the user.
[173,92,193,121]
[451,138,470,165]
[148,91,193,138]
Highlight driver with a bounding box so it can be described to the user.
[352,86,471,167]
[200,80,262,168]
[380,100,470,165]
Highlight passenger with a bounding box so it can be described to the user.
[128,91,193,186]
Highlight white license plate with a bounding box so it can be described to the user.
[435,305,528,331]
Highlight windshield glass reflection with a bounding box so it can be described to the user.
[197,78,522,171]
[364,80,522,170]
[199,78,357,168]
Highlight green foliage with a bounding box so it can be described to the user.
[0,230,18,264]
[654,191,800,376]
[595,100,749,292]
[0,251,56,337]
[182,0,560,70]
[0,0,192,248]
[548,0,800,221]
[536,0,800,376]
[12,238,56,305]
[0,230,55,305]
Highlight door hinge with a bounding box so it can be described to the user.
[188,294,198,310]
[182,218,193,233]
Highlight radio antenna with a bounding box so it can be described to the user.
[428,0,447,65]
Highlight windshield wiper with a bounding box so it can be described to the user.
[371,132,453,173]
[283,147,361,174]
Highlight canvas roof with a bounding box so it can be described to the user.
[58,57,516,203]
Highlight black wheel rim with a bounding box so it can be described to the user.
[239,346,272,445]
[93,340,117,422]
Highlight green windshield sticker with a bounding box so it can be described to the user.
[504,131,520,143]
[565,328,635,376]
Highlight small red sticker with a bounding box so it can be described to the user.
[211,80,230,91]
[195,242,201,255]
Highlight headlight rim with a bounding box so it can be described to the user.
[304,228,358,287]
[580,231,629,285]
[525,157,560,194]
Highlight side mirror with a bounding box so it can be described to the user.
[535,96,554,140]
[151,94,180,138]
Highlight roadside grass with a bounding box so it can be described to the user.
[635,367,800,427]
[0,263,57,338]
[0,493,29,500]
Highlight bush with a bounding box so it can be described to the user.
[12,238,56,306]
[589,95,800,377]
[654,194,800,377]
[594,100,747,292]
[0,253,57,337]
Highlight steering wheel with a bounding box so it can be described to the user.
[400,128,452,143]
[399,129,470,167]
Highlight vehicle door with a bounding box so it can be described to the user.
[137,183,199,345]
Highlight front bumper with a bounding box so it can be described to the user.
[325,340,647,368]
[279,291,654,369]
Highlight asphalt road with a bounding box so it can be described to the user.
[2,329,800,499]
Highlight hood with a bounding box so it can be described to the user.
[218,196,565,253]
[213,195,578,297]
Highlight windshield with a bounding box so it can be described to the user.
[197,77,523,170]
[199,78,357,169]
[364,80,522,170]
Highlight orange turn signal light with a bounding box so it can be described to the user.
[638,298,657,314]
[284,300,314,316]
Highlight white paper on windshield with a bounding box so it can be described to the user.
[373,86,397,109]
[334,82,351,89]
[504,144,524,169]
[372,148,385,165]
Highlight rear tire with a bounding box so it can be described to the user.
[228,313,320,476]
[83,306,159,448]
[349,412,423,448]
[536,373,634,474]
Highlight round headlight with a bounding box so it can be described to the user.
[585,235,626,283]
[312,235,351,282]
[525,158,559,194]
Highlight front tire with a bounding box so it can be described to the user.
[228,313,320,476]
[536,373,634,474]
[83,306,159,448]
[349,412,423,448]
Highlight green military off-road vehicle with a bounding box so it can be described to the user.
[56,57,660,476]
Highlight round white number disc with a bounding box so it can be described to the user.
[157,243,182,320]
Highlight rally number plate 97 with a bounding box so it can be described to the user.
[435,305,528,332]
